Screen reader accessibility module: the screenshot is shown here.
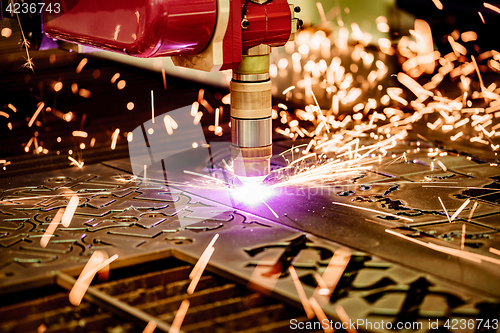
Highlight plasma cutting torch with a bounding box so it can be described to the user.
[32,0,300,183]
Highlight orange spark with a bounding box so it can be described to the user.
[450,198,470,221]
[111,128,120,150]
[110,73,120,84]
[40,208,65,248]
[78,88,91,98]
[248,254,281,295]
[283,86,296,95]
[461,31,477,42]
[385,229,500,265]
[313,248,350,305]
[198,89,205,103]
[308,297,333,333]
[163,115,178,135]
[189,234,219,279]
[436,159,447,171]
[311,90,329,133]
[193,112,203,125]
[142,321,157,333]
[468,201,479,222]
[432,0,443,10]
[414,19,435,74]
[386,228,474,256]
[289,266,314,319]
[72,130,88,138]
[162,68,167,90]
[461,224,466,250]
[455,118,469,128]
[187,234,218,294]
[33,137,39,154]
[262,200,279,218]
[68,156,84,168]
[15,12,35,72]
[1,27,12,38]
[78,254,118,287]
[214,108,221,135]
[397,72,433,99]
[200,99,214,114]
[117,80,126,90]
[478,11,486,23]
[25,136,34,152]
[314,273,329,294]
[471,55,487,91]
[169,300,190,333]
[490,247,500,256]
[76,58,88,73]
[28,102,45,127]
[438,196,452,223]
[448,36,467,56]
[190,101,199,117]
[53,82,63,92]
[151,90,155,123]
[331,201,413,222]
[187,246,214,294]
[387,88,408,106]
[62,195,79,227]
[69,250,106,306]
[336,305,357,333]
[316,2,328,25]
[484,2,500,14]
[164,116,173,135]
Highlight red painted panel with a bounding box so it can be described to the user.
[44,0,217,57]
[242,0,291,50]
[220,0,243,71]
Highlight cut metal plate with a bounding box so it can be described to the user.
[1,151,500,331]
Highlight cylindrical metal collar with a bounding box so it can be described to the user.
[231,117,272,147]
[232,73,270,82]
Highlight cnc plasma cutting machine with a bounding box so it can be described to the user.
[41,0,300,184]
[1,1,500,331]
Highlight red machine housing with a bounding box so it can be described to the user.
[43,0,291,70]
[242,0,291,50]
[44,0,217,57]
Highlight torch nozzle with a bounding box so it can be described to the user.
[230,45,272,186]
[231,145,272,185]
[237,175,268,186]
